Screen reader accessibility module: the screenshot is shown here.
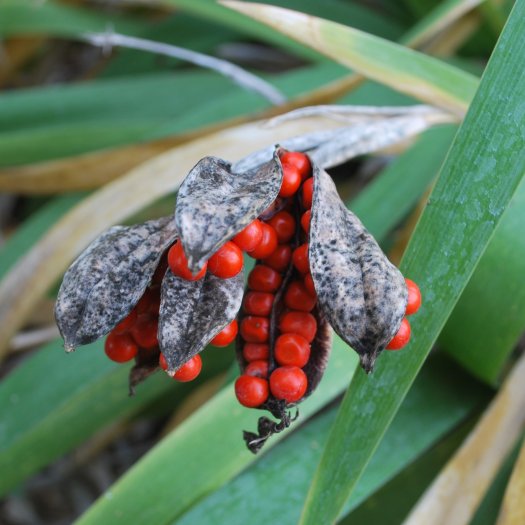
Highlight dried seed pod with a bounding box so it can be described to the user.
[309,163,408,372]
[175,151,283,273]
[159,270,244,374]
[55,217,177,351]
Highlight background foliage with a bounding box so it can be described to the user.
[0,1,524,524]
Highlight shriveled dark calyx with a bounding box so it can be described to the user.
[159,270,244,374]
[55,217,177,351]
[309,162,408,372]
[175,150,283,273]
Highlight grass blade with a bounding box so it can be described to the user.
[440,177,525,385]
[174,356,487,525]
[403,353,525,525]
[222,1,479,115]
[298,1,525,523]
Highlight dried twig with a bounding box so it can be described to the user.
[82,31,286,105]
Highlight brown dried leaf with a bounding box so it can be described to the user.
[159,270,244,373]
[309,163,407,372]
[55,217,177,350]
[175,151,283,272]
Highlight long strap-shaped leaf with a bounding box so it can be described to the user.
[298,2,525,524]
[222,1,478,116]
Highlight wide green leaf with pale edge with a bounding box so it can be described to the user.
[0,339,231,496]
[222,1,478,115]
[174,357,487,525]
[298,2,525,524]
[440,177,525,385]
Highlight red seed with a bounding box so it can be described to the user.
[240,316,270,343]
[135,287,158,315]
[168,241,207,281]
[232,220,263,252]
[284,281,316,312]
[275,333,310,367]
[113,309,138,334]
[279,164,301,198]
[279,311,317,343]
[248,223,278,259]
[262,245,292,272]
[266,211,296,244]
[174,355,202,382]
[269,366,307,403]
[302,178,314,209]
[210,319,238,347]
[292,244,310,274]
[405,278,422,315]
[248,265,282,293]
[301,210,311,234]
[131,315,159,349]
[386,318,411,350]
[244,360,269,378]
[303,273,316,297]
[243,291,274,316]
[243,343,270,362]
[235,375,269,407]
[208,241,243,279]
[159,353,168,370]
[281,151,311,181]
[105,332,138,363]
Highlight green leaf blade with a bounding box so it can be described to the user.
[299,1,525,523]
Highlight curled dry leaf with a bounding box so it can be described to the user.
[309,164,407,372]
[159,270,244,374]
[55,217,177,351]
[175,152,283,273]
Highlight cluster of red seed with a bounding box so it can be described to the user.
[235,152,317,408]
[102,150,421,394]
[386,278,421,349]
[104,260,204,381]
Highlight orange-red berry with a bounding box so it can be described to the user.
[279,164,301,198]
[266,211,296,244]
[386,318,411,350]
[235,375,269,407]
[243,343,270,362]
[248,265,282,293]
[208,241,243,279]
[301,210,311,234]
[284,281,316,312]
[233,220,263,252]
[168,241,207,281]
[302,178,314,209]
[405,278,422,315]
[210,319,238,347]
[105,332,138,363]
[303,273,316,297]
[243,291,274,316]
[244,359,269,378]
[275,333,310,367]
[131,315,159,349]
[113,309,138,334]
[292,244,310,274]
[173,355,202,382]
[262,245,292,272]
[279,311,317,343]
[281,151,311,181]
[269,366,307,403]
[240,316,270,343]
[248,223,278,259]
